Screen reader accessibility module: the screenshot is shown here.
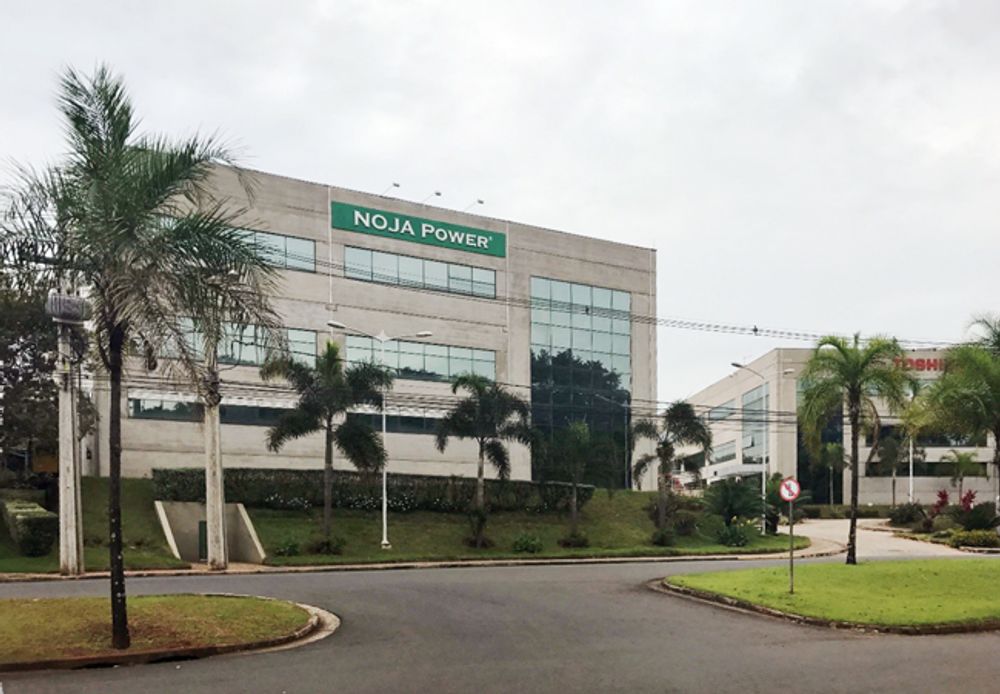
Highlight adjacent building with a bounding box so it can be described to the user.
[88,167,658,488]
[684,347,995,505]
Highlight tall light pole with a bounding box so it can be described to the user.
[730,363,795,534]
[327,320,432,549]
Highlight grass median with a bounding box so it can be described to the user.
[0,594,311,667]
[666,559,1000,627]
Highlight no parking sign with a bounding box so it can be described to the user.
[781,477,801,594]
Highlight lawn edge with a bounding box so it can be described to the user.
[0,537,843,583]
[651,578,1000,636]
[0,594,336,673]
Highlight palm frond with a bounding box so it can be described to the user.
[266,406,322,452]
[333,417,386,473]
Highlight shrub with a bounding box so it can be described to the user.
[696,514,726,539]
[304,536,346,555]
[1,499,58,556]
[932,515,957,533]
[951,503,1000,532]
[152,468,592,514]
[512,533,544,554]
[716,524,749,547]
[888,503,925,527]
[704,479,759,527]
[650,528,676,547]
[558,532,590,548]
[672,510,699,537]
[950,530,1000,548]
[273,541,300,557]
[911,517,934,534]
[930,489,949,518]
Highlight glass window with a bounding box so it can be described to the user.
[571,329,592,351]
[398,255,423,287]
[550,281,571,310]
[551,326,571,351]
[398,346,425,375]
[345,247,372,280]
[592,287,612,309]
[372,252,399,284]
[611,354,630,375]
[531,306,550,324]
[612,334,630,356]
[530,277,550,300]
[592,314,612,332]
[346,335,373,363]
[449,346,473,376]
[472,267,495,297]
[256,232,285,267]
[571,307,591,330]
[448,264,473,294]
[473,358,496,380]
[379,340,399,370]
[571,283,591,307]
[612,290,631,312]
[612,316,630,335]
[285,236,315,272]
[287,329,316,365]
[424,343,448,377]
[424,260,449,291]
[592,331,612,353]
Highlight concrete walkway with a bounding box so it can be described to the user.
[797,518,964,558]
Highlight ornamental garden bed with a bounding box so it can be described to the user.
[663,559,1000,632]
[0,594,313,670]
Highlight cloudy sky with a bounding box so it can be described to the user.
[3,1,997,400]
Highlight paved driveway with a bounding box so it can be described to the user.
[1,555,998,694]
[798,519,964,558]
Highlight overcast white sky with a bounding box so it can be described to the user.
[2,1,997,401]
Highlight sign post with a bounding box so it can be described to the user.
[779,477,801,595]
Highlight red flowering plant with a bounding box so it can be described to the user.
[930,489,949,518]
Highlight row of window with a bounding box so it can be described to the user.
[174,322,317,367]
[240,229,316,272]
[345,246,496,298]
[345,335,496,381]
[346,413,440,435]
[130,398,442,433]
[712,441,736,464]
[707,400,737,421]
[129,399,287,427]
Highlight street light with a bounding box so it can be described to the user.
[730,363,795,534]
[327,319,432,549]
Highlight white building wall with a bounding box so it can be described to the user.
[91,167,658,485]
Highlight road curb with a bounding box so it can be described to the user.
[0,540,844,583]
[649,579,1000,636]
[0,595,339,673]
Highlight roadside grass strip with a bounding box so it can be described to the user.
[666,559,1000,628]
[0,595,311,667]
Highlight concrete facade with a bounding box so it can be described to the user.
[684,347,997,505]
[89,167,658,488]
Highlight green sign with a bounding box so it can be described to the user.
[331,202,506,258]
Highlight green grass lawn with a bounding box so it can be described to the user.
[0,477,187,573]
[252,491,809,565]
[667,559,1000,627]
[0,594,310,666]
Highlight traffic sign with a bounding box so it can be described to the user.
[779,477,801,502]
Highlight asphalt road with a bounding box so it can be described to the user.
[2,557,999,694]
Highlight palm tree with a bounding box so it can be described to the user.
[809,442,845,507]
[550,421,592,538]
[799,334,911,564]
[434,375,531,548]
[925,320,1000,513]
[627,418,660,490]
[943,449,980,499]
[262,341,392,542]
[2,65,271,649]
[632,402,712,530]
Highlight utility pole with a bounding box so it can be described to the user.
[46,291,89,576]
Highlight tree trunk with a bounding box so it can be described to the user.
[891,465,897,508]
[107,330,130,649]
[993,431,1000,515]
[323,424,333,540]
[204,359,227,571]
[475,442,486,548]
[829,469,834,507]
[846,405,861,565]
[657,466,668,530]
[570,480,579,536]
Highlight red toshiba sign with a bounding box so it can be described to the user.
[894,357,946,372]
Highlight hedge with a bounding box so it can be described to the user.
[152,468,594,514]
[1,499,58,556]
[799,504,892,520]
